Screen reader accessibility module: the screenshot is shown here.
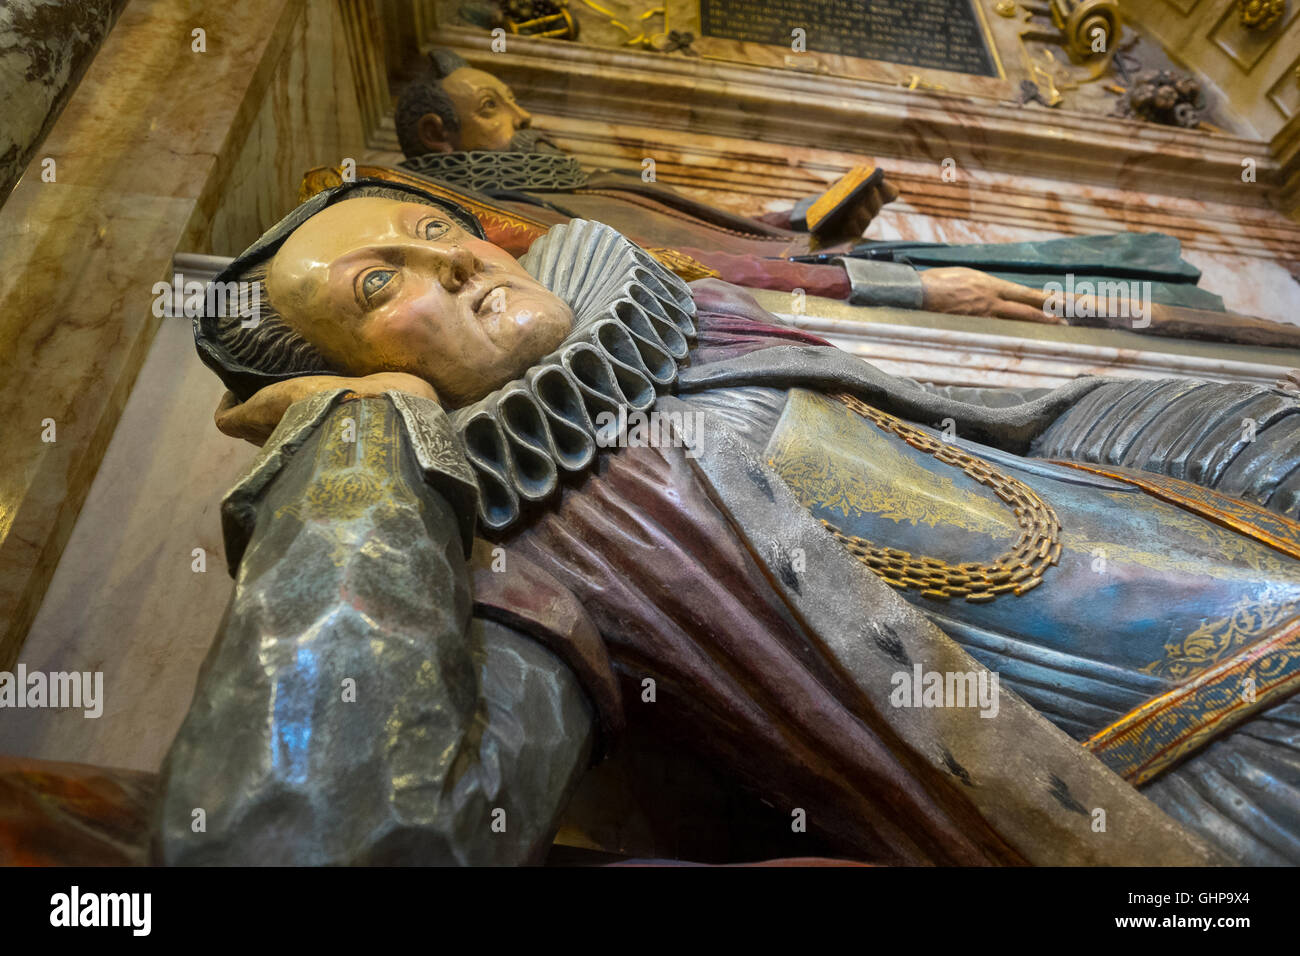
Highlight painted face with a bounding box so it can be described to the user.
[266,197,573,407]
[441,66,532,151]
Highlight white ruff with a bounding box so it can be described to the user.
[449,219,696,530]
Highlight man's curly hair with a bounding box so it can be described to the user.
[395,49,469,159]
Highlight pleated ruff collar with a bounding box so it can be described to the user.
[399,150,589,192]
[449,219,696,530]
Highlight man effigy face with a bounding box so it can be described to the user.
[442,66,532,151]
[267,197,573,407]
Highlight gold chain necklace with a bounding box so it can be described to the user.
[824,392,1062,603]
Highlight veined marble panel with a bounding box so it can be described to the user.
[532,117,1299,257]
[789,318,1298,389]
[0,0,373,668]
[0,0,128,206]
[749,289,1300,388]
[0,182,190,672]
[0,315,257,772]
[187,0,369,256]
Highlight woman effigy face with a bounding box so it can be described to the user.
[267,197,573,406]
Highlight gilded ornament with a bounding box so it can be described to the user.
[1239,0,1286,30]
[644,248,721,281]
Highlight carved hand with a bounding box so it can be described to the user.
[215,372,439,445]
[920,267,1066,325]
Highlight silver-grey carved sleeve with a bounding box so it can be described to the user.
[154,393,593,864]
[833,256,925,309]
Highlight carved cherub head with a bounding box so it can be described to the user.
[198,181,573,408]
[394,48,541,156]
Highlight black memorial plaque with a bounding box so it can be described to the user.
[698,0,999,78]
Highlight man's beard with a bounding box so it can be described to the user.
[508,128,565,154]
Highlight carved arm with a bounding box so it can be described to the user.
[155,391,594,864]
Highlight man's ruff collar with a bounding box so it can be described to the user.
[399,150,589,192]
